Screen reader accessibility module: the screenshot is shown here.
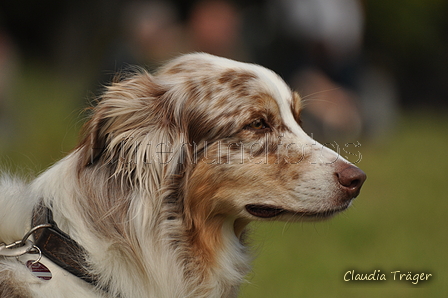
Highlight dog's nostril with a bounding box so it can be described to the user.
[347,179,361,189]
[336,166,367,192]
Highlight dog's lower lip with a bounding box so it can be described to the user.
[245,203,350,219]
[245,204,285,218]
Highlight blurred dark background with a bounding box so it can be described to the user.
[0,1,447,297]
[1,0,447,106]
[1,0,447,146]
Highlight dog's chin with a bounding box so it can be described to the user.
[244,202,352,221]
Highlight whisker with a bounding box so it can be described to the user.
[300,87,343,107]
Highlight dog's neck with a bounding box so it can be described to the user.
[184,217,251,297]
[32,154,252,297]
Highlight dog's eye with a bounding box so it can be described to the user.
[246,119,269,130]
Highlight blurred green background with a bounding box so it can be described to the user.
[1,0,447,297]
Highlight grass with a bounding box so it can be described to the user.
[1,66,447,297]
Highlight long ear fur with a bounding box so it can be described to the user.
[77,71,167,172]
[73,71,186,236]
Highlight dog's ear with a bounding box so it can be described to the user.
[77,108,106,168]
[291,91,303,126]
[76,71,167,173]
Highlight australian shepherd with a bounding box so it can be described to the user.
[0,53,366,297]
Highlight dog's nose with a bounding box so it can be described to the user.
[336,165,367,198]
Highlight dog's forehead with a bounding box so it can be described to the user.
[162,54,299,130]
[174,53,292,101]
[162,53,292,99]
[205,55,302,136]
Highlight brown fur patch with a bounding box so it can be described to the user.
[183,165,238,270]
[218,69,237,84]
[164,63,187,75]
[218,69,257,88]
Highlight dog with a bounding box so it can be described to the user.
[0,53,366,298]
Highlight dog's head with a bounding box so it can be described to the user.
[76,53,366,234]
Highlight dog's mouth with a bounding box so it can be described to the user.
[245,203,350,219]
